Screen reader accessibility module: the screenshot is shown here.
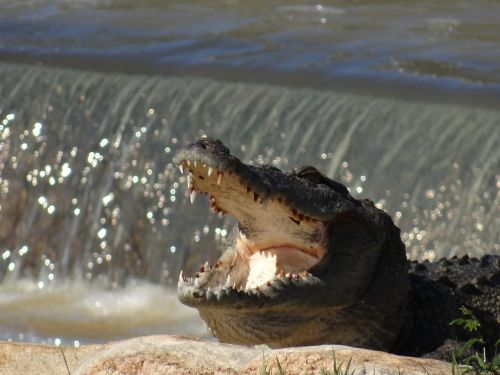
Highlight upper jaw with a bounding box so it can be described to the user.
[174,138,332,258]
[172,138,358,222]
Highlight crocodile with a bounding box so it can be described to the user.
[174,138,500,357]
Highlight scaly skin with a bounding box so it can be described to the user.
[400,254,499,357]
[174,138,499,356]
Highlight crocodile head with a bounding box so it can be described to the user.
[174,138,408,350]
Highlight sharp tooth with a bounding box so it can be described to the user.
[193,161,197,167]
[208,167,213,177]
[218,211,224,218]
[178,164,184,174]
[187,174,193,190]
[217,172,223,185]
[204,261,209,269]
[225,275,231,287]
[190,189,197,204]
[187,160,191,166]
[178,271,184,286]
[261,198,269,209]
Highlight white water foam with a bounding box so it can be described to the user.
[0,279,206,345]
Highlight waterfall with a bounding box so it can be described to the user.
[0,62,498,289]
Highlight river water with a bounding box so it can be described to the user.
[0,0,499,346]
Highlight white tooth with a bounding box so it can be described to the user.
[218,211,224,218]
[217,172,223,185]
[193,161,197,167]
[178,271,184,286]
[225,275,231,287]
[190,190,197,204]
[204,261,209,269]
[187,174,193,189]
[208,167,213,177]
[194,278,200,288]
[261,198,269,210]
[187,160,191,166]
[178,164,184,174]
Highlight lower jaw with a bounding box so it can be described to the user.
[177,246,322,300]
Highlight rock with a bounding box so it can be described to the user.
[0,335,454,375]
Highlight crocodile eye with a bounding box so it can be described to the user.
[295,166,350,198]
[295,166,324,183]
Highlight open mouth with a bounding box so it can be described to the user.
[175,150,327,301]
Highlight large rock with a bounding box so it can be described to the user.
[0,335,453,374]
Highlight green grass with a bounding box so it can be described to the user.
[261,349,354,375]
[449,306,500,375]
[260,353,286,375]
[319,350,354,375]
